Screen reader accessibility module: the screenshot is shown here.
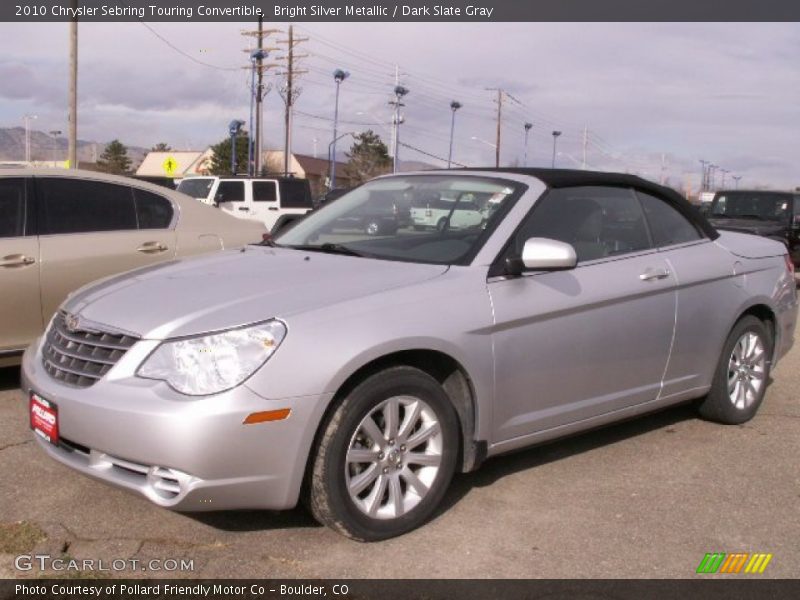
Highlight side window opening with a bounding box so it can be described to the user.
[0,178,26,238]
[511,186,652,263]
[215,181,245,203]
[637,191,702,247]
[253,181,277,202]
[38,178,137,235]
[133,189,174,229]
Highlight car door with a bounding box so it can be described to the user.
[252,180,280,229]
[36,177,176,321]
[214,180,248,220]
[488,185,677,442]
[636,190,734,399]
[0,177,42,358]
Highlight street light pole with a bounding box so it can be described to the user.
[228,119,245,175]
[447,100,462,169]
[23,115,37,163]
[732,175,742,189]
[49,130,62,166]
[720,168,729,189]
[390,85,409,174]
[551,131,562,168]
[523,122,533,167]
[330,69,349,189]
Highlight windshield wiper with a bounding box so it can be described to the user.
[286,243,367,257]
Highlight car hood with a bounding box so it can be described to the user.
[63,247,449,339]
[707,217,787,237]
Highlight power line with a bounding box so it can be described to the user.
[140,22,240,71]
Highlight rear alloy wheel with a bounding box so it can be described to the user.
[698,315,772,424]
[308,366,459,541]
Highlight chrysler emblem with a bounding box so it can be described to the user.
[65,314,80,332]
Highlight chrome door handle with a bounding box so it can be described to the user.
[0,254,35,268]
[136,242,168,254]
[640,267,670,281]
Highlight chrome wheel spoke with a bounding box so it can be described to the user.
[349,464,380,496]
[406,421,440,450]
[359,417,387,450]
[383,397,400,440]
[366,474,389,516]
[406,451,441,467]
[388,475,403,517]
[401,468,429,497]
[750,369,765,380]
[397,400,422,443]
[347,448,380,464]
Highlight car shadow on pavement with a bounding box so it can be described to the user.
[188,507,319,532]
[437,402,700,517]
[0,367,21,392]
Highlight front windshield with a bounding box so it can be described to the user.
[176,178,214,199]
[710,192,792,222]
[275,175,522,264]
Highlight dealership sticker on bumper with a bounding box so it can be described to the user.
[30,393,58,445]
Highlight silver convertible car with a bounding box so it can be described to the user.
[22,169,797,540]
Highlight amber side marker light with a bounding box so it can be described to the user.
[243,409,291,424]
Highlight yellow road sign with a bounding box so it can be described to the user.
[162,156,179,176]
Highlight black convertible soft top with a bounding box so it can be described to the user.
[458,167,719,240]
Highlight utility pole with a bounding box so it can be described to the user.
[699,159,709,192]
[660,153,667,185]
[49,130,62,165]
[494,89,502,168]
[242,18,279,176]
[68,0,78,169]
[277,25,308,176]
[582,125,588,169]
[485,88,521,168]
[551,131,562,168]
[390,85,409,173]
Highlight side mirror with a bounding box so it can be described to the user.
[506,237,577,276]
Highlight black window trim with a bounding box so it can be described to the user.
[0,177,31,239]
[635,188,707,250]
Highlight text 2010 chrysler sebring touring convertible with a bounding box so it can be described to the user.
[22,169,797,540]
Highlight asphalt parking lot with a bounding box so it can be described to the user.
[1,323,798,580]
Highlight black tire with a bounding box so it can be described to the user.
[697,315,772,424]
[308,366,459,541]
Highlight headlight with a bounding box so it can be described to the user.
[137,320,286,396]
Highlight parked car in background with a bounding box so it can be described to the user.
[411,191,486,230]
[176,176,313,234]
[707,190,800,267]
[22,169,796,541]
[0,169,265,366]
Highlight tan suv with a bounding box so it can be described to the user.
[0,169,265,366]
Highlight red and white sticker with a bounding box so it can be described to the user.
[30,393,58,445]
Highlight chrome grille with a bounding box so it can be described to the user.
[42,312,138,387]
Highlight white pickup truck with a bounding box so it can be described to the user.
[176,176,314,233]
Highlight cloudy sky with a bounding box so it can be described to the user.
[2,21,799,190]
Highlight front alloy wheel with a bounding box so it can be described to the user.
[308,366,459,541]
[346,396,442,519]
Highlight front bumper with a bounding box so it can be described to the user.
[21,339,331,511]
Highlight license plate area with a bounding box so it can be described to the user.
[30,393,59,445]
